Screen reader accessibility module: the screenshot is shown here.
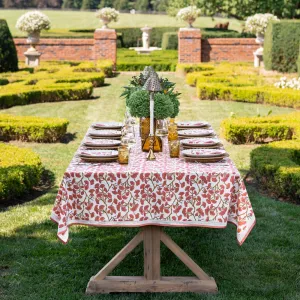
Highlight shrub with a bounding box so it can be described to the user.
[250,140,300,203]
[0,19,18,73]
[0,61,109,108]
[0,114,69,142]
[220,112,300,144]
[0,143,43,201]
[0,81,93,109]
[117,49,177,71]
[187,62,300,108]
[264,20,300,73]
[162,32,178,50]
[176,64,214,76]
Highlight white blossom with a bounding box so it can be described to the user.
[177,6,201,22]
[96,7,119,22]
[16,11,51,33]
[274,77,300,90]
[245,13,279,35]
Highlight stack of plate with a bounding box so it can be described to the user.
[177,121,210,129]
[88,129,122,140]
[178,129,215,139]
[78,150,118,162]
[181,138,222,149]
[83,138,121,150]
[182,149,229,163]
[92,122,123,130]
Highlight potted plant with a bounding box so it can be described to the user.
[16,11,51,52]
[95,7,119,29]
[245,13,279,46]
[177,6,201,28]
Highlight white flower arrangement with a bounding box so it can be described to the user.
[95,7,119,22]
[274,77,300,90]
[245,13,279,36]
[177,6,201,22]
[16,11,51,33]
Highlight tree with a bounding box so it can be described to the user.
[151,0,168,12]
[135,0,149,11]
[167,0,300,19]
[62,0,74,8]
[0,19,18,72]
[81,0,99,9]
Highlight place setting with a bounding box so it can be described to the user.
[181,137,223,149]
[181,148,229,163]
[178,128,216,139]
[91,122,123,130]
[177,120,210,129]
[82,137,121,150]
[77,149,119,162]
[88,129,122,139]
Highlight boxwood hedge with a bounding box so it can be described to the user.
[220,112,300,144]
[0,143,43,201]
[0,61,111,108]
[250,140,300,203]
[0,114,69,142]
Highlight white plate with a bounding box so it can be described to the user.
[83,138,121,147]
[79,149,118,158]
[88,130,122,137]
[92,122,123,129]
[177,121,209,128]
[181,138,220,147]
[182,149,227,158]
[178,129,215,137]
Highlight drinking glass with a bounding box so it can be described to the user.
[169,140,180,158]
[168,123,178,141]
[156,119,168,137]
[118,145,129,164]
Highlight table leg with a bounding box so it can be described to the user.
[86,226,218,294]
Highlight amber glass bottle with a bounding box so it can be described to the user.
[142,135,163,152]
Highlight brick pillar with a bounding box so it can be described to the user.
[94,29,117,64]
[178,28,202,63]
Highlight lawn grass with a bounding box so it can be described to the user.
[0,9,244,37]
[0,72,299,300]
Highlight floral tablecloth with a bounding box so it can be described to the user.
[51,126,256,245]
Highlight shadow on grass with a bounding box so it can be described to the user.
[0,169,55,211]
[60,132,77,144]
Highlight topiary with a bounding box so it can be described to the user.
[0,19,18,73]
[128,90,174,119]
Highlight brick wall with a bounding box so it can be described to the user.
[178,28,202,63]
[202,38,257,62]
[14,32,258,64]
[15,38,95,61]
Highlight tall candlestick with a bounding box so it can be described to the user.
[149,92,154,135]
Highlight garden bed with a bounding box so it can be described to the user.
[0,114,69,142]
[0,143,43,201]
[220,112,300,144]
[250,140,300,203]
[185,62,300,108]
[0,61,112,108]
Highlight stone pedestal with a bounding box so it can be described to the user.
[24,50,41,67]
[178,28,202,63]
[254,48,263,68]
[94,29,117,65]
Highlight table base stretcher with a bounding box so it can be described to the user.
[86,226,218,294]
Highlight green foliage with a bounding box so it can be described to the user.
[0,19,18,73]
[220,112,300,144]
[0,143,43,201]
[154,92,174,119]
[0,60,113,108]
[177,63,214,75]
[264,20,300,73]
[117,49,177,71]
[167,0,300,19]
[186,62,300,108]
[250,140,300,203]
[0,114,69,142]
[127,89,149,118]
[161,32,178,50]
[81,0,98,9]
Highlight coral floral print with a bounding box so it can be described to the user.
[51,126,256,245]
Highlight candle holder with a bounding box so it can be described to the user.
[146,134,156,161]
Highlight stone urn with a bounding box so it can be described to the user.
[100,17,111,29]
[187,18,196,28]
[26,31,40,52]
[254,33,264,67]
